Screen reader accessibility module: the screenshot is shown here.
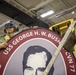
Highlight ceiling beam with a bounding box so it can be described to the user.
[0,0,49,28]
[4,0,36,18]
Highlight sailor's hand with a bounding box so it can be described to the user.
[1,42,8,48]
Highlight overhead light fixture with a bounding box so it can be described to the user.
[40,10,54,18]
[71,11,75,14]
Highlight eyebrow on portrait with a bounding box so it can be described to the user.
[38,67,45,71]
[25,66,33,70]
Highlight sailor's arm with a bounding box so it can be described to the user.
[0,36,8,49]
[0,42,8,49]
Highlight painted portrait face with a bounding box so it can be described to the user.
[24,51,47,75]
[23,46,54,75]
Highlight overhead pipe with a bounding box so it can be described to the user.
[56,6,76,18]
[48,6,76,19]
[29,0,54,11]
[0,20,10,28]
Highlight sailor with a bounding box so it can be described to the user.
[0,21,19,49]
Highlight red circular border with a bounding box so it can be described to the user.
[0,28,76,75]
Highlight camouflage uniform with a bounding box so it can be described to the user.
[64,27,76,59]
[64,31,76,52]
[0,35,6,44]
[0,34,10,49]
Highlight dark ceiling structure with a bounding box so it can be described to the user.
[0,0,49,28]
